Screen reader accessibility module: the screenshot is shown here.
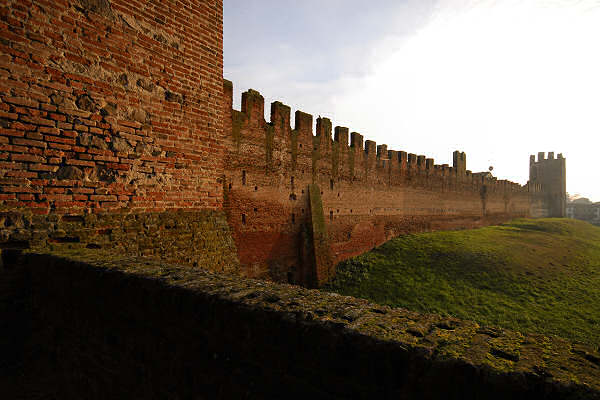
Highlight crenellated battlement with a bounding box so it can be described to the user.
[531,151,565,164]
[224,82,531,193]
[222,80,560,284]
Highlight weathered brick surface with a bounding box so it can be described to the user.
[0,1,239,273]
[222,82,549,285]
[2,250,598,399]
[0,0,224,214]
[0,209,239,273]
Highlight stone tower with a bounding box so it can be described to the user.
[529,152,566,217]
[453,151,467,174]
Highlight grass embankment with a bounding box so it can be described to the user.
[326,218,600,346]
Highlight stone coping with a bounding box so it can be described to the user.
[19,248,600,396]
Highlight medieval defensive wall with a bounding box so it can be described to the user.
[0,1,590,398]
[223,83,563,286]
[0,0,565,287]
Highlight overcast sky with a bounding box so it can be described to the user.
[224,0,600,201]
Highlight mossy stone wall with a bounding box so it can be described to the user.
[1,250,598,399]
[0,210,239,274]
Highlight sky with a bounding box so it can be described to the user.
[224,0,600,201]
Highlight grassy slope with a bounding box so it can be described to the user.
[326,218,600,346]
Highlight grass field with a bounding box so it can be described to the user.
[325,218,600,346]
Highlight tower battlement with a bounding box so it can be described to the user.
[529,152,567,217]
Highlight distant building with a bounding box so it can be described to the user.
[566,200,600,226]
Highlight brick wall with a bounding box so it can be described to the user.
[0,208,239,272]
[0,0,224,214]
[0,1,240,270]
[0,0,561,286]
[223,83,543,285]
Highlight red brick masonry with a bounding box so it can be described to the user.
[0,1,562,287]
[0,0,224,214]
[222,83,555,286]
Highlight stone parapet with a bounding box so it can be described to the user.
[1,249,598,398]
